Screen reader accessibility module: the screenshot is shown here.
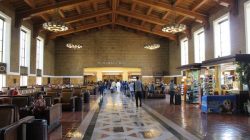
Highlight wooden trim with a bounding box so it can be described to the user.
[48,20,112,39]
[133,0,208,23]
[116,20,176,40]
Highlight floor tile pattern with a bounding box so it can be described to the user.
[91,93,178,140]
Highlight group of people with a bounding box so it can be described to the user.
[95,78,182,106]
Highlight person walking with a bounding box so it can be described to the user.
[129,82,135,100]
[134,77,143,107]
[169,80,175,104]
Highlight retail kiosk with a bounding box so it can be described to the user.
[201,54,250,113]
[177,63,202,104]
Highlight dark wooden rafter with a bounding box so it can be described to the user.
[17,0,104,19]
[128,3,136,22]
[173,0,184,7]
[132,0,208,24]
[177,0,210,25]
[76,6,82,14]
[24,0,35,8]
[63,9,112,24]
[116,9,169,26]
[48,20,112,39]
[116,20,176,40]
[92,2,99,22]
[141,7,153,26]
[112,0,117,29]
[40,14,49,21]
[58,9,65,18]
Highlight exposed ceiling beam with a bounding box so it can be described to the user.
[116,20,176,40]
[40,14,49,21]
[132,0,207,23]
[116,9,168,26]
[162,12,170,20]
[141,7,153,26]
[192,0,210,11]
[48,20,112,39]
[173,0,184,7]
[58,9,65,18]
[92,2,99,21]
[63,9,112,24]
[128,3,136,22]
[112,0,117,29]
[178,0,210,24]
[18,0,104,19]
[24,0,35,8]
[76,6,82,14]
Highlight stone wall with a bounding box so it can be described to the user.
[54,28,170,76]
[169,0,249,75]
[0,3,55,87]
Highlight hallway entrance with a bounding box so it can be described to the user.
[83,67,141,82]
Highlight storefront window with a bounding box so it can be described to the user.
[214,13,231,58]
[194,28,205,63]
[245,1,250,53]
[181,38,188,65]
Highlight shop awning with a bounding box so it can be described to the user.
[176,63,202,70]
[202,54,250,66]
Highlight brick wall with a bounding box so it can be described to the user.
[55,28,170,76]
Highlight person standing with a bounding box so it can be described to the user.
[169,80,175,104]
[134,77,143,107]
[116,80,121,93]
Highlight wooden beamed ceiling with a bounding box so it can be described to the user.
[4,0,236,40]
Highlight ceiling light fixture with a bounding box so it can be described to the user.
[144,43,160,50]
[162,0,186,34]
[66,43,83,50]
[43,9,68,32]
[43,21,68,32]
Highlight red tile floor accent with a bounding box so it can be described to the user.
[48,96,99,140]
[143,94,250,140]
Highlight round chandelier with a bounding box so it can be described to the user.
[162,23,186,34]
[144,43,160,50]
[66,43,83,49]
[43,21,68,32]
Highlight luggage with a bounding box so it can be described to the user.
[175,94,181,105]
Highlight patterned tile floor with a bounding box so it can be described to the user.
[90,93,178,140]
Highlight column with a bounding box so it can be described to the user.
[122,72,128,81]
[97,71,103,81]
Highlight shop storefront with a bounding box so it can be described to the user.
[201,54,250,113]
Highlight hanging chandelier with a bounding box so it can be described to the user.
[43,21,68,32]
[161,0,186,34]
[66,43,83,49]
[43,9,68,32]
[162,23,186,34]
[144,43,160,50]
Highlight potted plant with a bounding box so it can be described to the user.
[236,62,250,93]
[236,62,250,114]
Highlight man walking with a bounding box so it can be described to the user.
[134,77,143,107]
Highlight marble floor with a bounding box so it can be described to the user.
[90,93,178,140]
[48,92,250,140]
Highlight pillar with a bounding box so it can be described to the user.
[97,71,102,81]
[122,72,128,81]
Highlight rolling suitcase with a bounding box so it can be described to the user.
[175,94,181,105]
